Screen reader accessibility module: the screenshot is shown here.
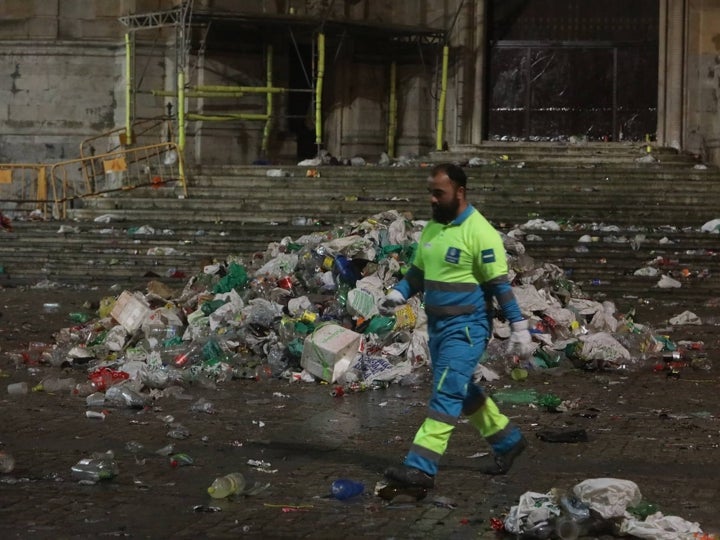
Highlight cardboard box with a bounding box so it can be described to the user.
[300,324,362,383]
[110,291,151,333]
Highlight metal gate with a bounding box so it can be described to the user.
[487,0,659,141]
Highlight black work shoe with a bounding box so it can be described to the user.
[479,435,527,475]
[384,465,435,489]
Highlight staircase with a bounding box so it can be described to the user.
[0,142,718,305]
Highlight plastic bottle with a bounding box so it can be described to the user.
[173,342,204,368]
[7,382,28,395]
[524,521,553,539]
[88,367,129,392]
[207,472,246,499]
[330,478,364,500]
[71,457,119,482]
[34,377,76,393]
[169,453,194,468]
[555,495,591,539]
[333,255,359,286]
[105,384,146,409]
[0,451,16,473]
[86,392,106,407]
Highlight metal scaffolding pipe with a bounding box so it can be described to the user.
[315,32,325,148]
[387,61,397,157]
[178,70,185,151]
[151,89,246,98]
[125,33,134,145]
[436,44,449,151]
[195,85,287,94]
[186,113,269,121]
[262,44,273,154]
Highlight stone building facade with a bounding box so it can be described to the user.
[1,0,719,165]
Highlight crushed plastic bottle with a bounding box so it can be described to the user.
[71,454,119,483]
[167,424,190,440]
[190,398,215,414]
[34,377,76,393]
[207,472,246,499]
[105,384,146,409]
[169,453,194,468]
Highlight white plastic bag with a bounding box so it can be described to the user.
[572,478,641,519]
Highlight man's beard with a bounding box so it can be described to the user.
[432,198,460,223]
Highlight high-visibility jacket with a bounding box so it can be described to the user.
[395,205,522,325]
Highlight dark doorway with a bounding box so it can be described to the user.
[486,0,659,141]
[287,43,316,160]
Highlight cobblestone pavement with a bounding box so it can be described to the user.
[1,286,719,539]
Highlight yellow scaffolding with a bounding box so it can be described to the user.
[119,4,446,160]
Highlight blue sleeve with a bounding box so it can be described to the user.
[483,275,523,323]
[394,265,424,300]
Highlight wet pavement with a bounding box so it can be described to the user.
[1,285,720,539]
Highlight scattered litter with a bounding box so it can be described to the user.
[669,310,702,326]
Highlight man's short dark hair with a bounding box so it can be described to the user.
[431,163,467,189]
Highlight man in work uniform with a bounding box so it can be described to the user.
[380,163,533,489]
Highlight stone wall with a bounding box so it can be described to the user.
[4,1,720,166]
[685,0,720,163]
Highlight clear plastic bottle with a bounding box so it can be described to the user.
[555,494,591,540]
[330,478,364,500]
[0,451,16,473]
[7,382,28,395]
[207,472,246,498]
[71,457,119,482]
[35,377,76,393]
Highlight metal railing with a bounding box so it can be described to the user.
[0,164,50,217]
[79,117,174,160]
[50,142,187,219]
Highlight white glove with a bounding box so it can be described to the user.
[379,289,406,316]
[509,320,534,358]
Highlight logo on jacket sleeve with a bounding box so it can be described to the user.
[481,249,496,263]
[445,247,461,264]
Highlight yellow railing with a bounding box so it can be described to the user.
[0,164,49,216]
[50,142,186,219]
[79,117,174,160]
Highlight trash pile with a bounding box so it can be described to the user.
[499,477,711,540]
[6,210,707,405]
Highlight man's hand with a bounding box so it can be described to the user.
[379,289,406,316]
[509,320,534,358]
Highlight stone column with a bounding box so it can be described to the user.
[470,0,487,144]
[657,0,687,149]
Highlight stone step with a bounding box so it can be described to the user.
[1,219,717,304]
[2,150,718,308]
